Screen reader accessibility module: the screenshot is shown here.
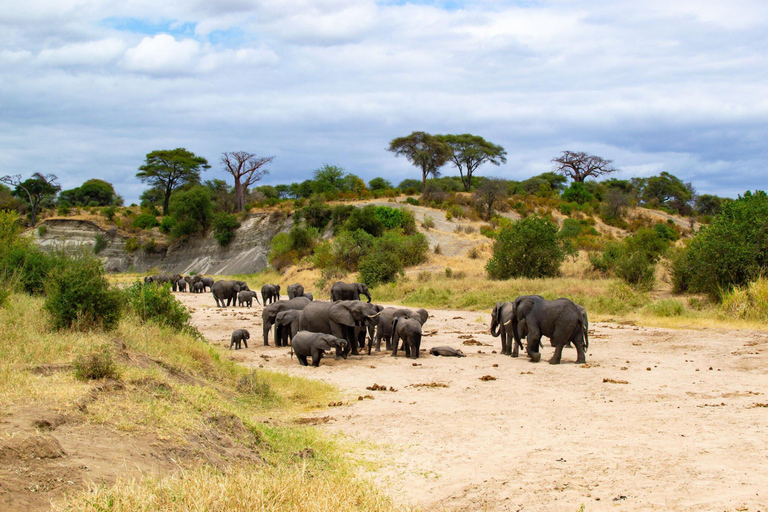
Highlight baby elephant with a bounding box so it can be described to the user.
[230,329,250,350]
[275,309,301,347]
[391,317,423,359]
[430,346,466,357]
[291,331,347,367]
[238,290,260,308]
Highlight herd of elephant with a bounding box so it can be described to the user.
[144,275,591,367]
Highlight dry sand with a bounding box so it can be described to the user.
[181,292,768,511]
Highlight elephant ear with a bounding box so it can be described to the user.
[315,336,333,351]
[516,297,536,318]
[233,283,241,292]
[416,308,429,325]
[330,303,356,326]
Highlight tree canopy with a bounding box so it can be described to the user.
[438,134,507,192]
[220,151,273,212]
[1,173,60,225]
[136,148,210,214]
[552,151,619,183]
[388,132,452,193]
[59,179,121,207]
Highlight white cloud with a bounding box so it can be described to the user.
[122,34,201,73]
[37,39,125,67]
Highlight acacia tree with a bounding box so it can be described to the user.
[438,134,507,192]
[552,151,619,183]
[0,173,60,225]
[136,148,210,214]
[473,178,509,220]
[388,131,452,193]
[221,151,273,212]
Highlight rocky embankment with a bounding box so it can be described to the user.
[32,211,293,275]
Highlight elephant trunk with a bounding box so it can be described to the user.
[490,318,500,337]
[362,291,371,303]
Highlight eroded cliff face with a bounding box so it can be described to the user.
[33,211,293,275]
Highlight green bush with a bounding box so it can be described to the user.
[3,245,56,295]
[124,237,140,253]
[373,231,429,267]
[358,250,403,286]
[422,215,435,229]
[93,234,107,254]
[288,225,320,257]
[73,344,119,381]
[720,276,768,321]
[44,252,122,331]
[168,186,214,239]
[405,197,420,206]
[561,182,595,205]
[590,228,667,289]
[132,213,160,230]
[653,222,679,241]
[486,217,567,279]
[644,299,686,317]
[123,281,194,333]
[330,205,356,232]
[343,205,384,237]
[300,200,332,230]
[103,206,117,222]
[159,216,175,234]
[373,206,415,232]
[212,213,241,247]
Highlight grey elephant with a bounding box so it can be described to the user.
[299,300,380,357]
[491,301,525,356]
[300,292,314,301]
[261,297,311,345]
[212,280,250,308]
[330,281,371,303]
[144,274,171,285]
[287,283,304,299]
[238,290,260,308]
[176,279,187,292]
[291,332,348,367]
[170,274,184,292]
[261,284,281,305]
[391,316,423,359]
[430,346,466,357]
[193,281,205,293]
[371,307,428,353]
[230,329,250,350]
[200,276,214,292]
[506,295,589,364]
[275,309,301,347]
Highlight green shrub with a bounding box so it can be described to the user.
[103,206,117,222]
[330,205,356,232]
[3,245,56,295]
[405,197,420,206]
[653,222,679,241]
[132,213,160,230]
[44,252,122,331]
[57,203,71,216]
[559,218,583,239]
[124,237,140,253]
[343,205,384,237]
[124,281,194,333]
[373,231,429,267]
[300,200,332,230]
[590,228,667,289]
[37,225,47,237]
[422,215,435,229]
[93,234,107,254]
[558,202,573,215]
[358,251,403,286]
[212,213,241,247]
[168,186,214,239]
[480,225,496,238]
[486,217,567,279]
[288,225,319,256]
[720,277,768,321]
[644,299,686,317]
[73,344,119,381]
[159,216,175,234]
[561,182,595,205]
[269,233,293,269]
[373,206,415,232]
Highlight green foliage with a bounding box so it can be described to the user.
[136,148,211,212]
[437,133,507,192]
[124,237,140,253]
[330,205,356,232]
[124,281,194,333]
[388,131,453,191]
[358,251,403,286]
[373,206,416,233]
[486,217,566,279]
[212,213,241,247]
[720,276,768,321]
[299,199,332,230]
[2,246,55,295]
[168,186,214,239]
[644,299,686,317]
[637,171,693,214]
[368,177,393,191]
[57,203,71,216]
[132,213,160,230]
[561,182,595,204]
[422,215,435,229]
[398,179,422,193]
[269,225,320,269]
[93,234,107,254]
[672,190,768,299]
[73,344,119,381]
[343,205,384,237]
[159,216,175,234]
[288,225,320,256]
[559,218,584,239]
[44,252,122,331]
[37,224,47,237]
[590,228,668,289]
[103,205,117,221]
[653,222,679,241]
[59,179,119,207]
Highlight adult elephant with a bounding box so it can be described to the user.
[507,295,588,364]
[491,301,524,357]
[200,276,214,292]
[171,274,184,292]
[275,309,301,347]
[211,280,250,308]
[287,283,304,300]
[330,281,371,303]
[261,297,311,345]
[299,300,380,357]
[371,307,428,353]
[261,284,281,305]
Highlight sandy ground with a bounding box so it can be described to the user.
[180,292,768,512]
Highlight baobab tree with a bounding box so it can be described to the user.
[552,151,619,183]
[221,151,274,212]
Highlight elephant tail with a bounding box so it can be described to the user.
[580,317,589,350]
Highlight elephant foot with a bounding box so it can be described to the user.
[511,352,518,358]
[548,358,561,365]
[530,353,541,363]
[263,343,270,347]
[576,358,586,364]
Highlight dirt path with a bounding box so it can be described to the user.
[181,292,768,511]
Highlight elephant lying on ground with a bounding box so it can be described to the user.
[275,309,301,347]
[291,332,347,367]
[230,329,250,350]
[212,280,250,308]
[287,283,304,299]
[238,290,260,307]
[330,281,371,303]
[371,308,428,354]
[261,297,311,345]
[261,284,280,305]
[506,295,588,364]
[299,300,380,357]
[391,316,422,359]
[430,346,466,357]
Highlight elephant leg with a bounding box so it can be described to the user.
[297,354,309,366]
[573,329,587,364]
[526,322,542,362]
[384,335,391,351]
[375,331,382,352]
[548,324,573,364]
[502,329,512,356]
[263,322,271,346]
[311,347,321,367]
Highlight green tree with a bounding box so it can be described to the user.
[388,131,452,193]
[695,194,723,216]
[220,151,273,212]
[1,173,60,225]
[168,186,214,239]
[486,217,567,279]
[368,177,393,191]
[552,151,619,183]
[312,164,346,194]
[640,172,694,214]
[473,178,509,220]
[561,182,595,205]
[59,179,119,207]
[136,148,210,214]
[438,134,507,192]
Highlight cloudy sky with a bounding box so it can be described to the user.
[1,0,766,203]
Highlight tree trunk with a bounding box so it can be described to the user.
[421,168,427,194]
[163,184,172,215]
[234,178,245,212]
[461,170,471,192]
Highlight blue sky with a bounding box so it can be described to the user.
[1,0,767,203]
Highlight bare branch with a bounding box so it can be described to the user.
[221,151,274,212]
[552,151,618,183]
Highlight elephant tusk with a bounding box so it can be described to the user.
[503,319,514,326]
[367,312,382,318]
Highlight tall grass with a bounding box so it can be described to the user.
[721,276,768,321]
